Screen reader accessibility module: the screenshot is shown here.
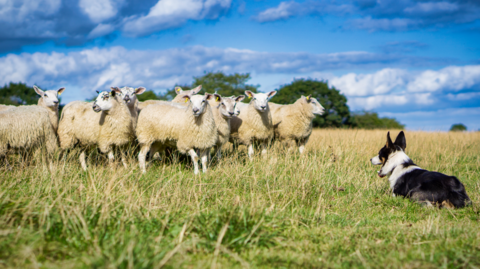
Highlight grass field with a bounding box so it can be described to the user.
[0,129,479,268]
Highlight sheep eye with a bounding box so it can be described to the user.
[44,94,47,97]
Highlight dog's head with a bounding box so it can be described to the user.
[370,131,407,178]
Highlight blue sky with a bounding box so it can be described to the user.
[1,0,480,130]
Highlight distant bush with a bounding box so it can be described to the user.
[0,82,39,105]
[349,111,404,129]
[450,123,467,132]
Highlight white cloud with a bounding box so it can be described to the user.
[255,2,298,22]
[347,93,433,110]
[79,0,121,23]
[329,68,408,96]
[406,65,480,92]
[88,23,116,39]
[123,0,231,36]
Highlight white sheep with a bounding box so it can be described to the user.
[58,88,134,170]
[136,93,217,174]
[208,94,245,159]
[0,86,65,164]
[117,86,146,129]
[269,95,324,154]
[229,90,277,159]
[136,85,202,111]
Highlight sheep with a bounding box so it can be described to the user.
[0,105,15,112]
[118,86,146,129]
[0,86,65,164]
[136,93,217,174]
[269,95,324,154]
[229,90,277,159]
[136,85,202,111]
[208,94,245,159]
[58,87,134,170]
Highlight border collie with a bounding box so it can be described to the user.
[370,131,470,208]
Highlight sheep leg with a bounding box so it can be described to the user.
[200,149,210,173]
[139,144,151,173]
[215,146,222,160]
[120,150,128,168]
[261,141,268,157]
[79,151,87,171]
[188,149,200,175]
[297,138,309,154]
[247,144,254,160]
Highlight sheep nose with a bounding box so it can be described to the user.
[261,106,266,110]
[229,112,234,116]
[193,108,199,113]
[53,101,59,104]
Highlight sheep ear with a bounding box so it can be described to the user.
[245,91,254,98]
[213,93,222,102]
[33,86,44,96]
[386,132,394,149]
[191,85,202,95]
[175,86,183,95]
[57,87,65,96]
[96,90,100,94]
[267,91,277,99]
[205,93,214,100]
[182,95,191,103]
[306,94,312,101]
[135,87,146,95]
[111,87,122,94]
[235,95,245,102]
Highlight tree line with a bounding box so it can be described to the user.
[0,72,407,129]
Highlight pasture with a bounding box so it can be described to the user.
[0,129,479,268]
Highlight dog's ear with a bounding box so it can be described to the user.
[394,131,406,151]
[386,132,394,149]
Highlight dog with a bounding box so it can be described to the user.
[370,131,470,208]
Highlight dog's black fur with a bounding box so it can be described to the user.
[371,131,471,208]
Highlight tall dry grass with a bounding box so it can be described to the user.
[0,129,479,268]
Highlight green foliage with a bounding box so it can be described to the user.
[349,111,405,129]
[192,71,258,98]
[0,82,39,105]
[270,79,351,128]
[137,90,159,101]
[450,123,467,132]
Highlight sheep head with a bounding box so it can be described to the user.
[302,95,325,115]
[34,86,65,108]
[119,86,146,107]
[183,92,213,117]
[245,90,276,112]
[92,87,122,113]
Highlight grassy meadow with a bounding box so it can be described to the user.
[0,129,479,268]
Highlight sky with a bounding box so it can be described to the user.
[1,0,480,131]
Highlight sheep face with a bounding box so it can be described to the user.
[118,86,146,107]
[92,88,121,113]
[222,95,245,118]
[183,93,213,117]
[304,95,325,115]
[245,90,277,112]
[34,86,65,107]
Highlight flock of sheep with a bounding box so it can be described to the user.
[0,86,325,174]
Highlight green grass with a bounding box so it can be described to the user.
[0,129,479,268]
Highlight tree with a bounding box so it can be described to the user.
[0,82,39,105]
[349,111,404,129]
[269,79,350,128]
[450,123,467,132]
[191,72,258,98]
[137,90,160,102]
